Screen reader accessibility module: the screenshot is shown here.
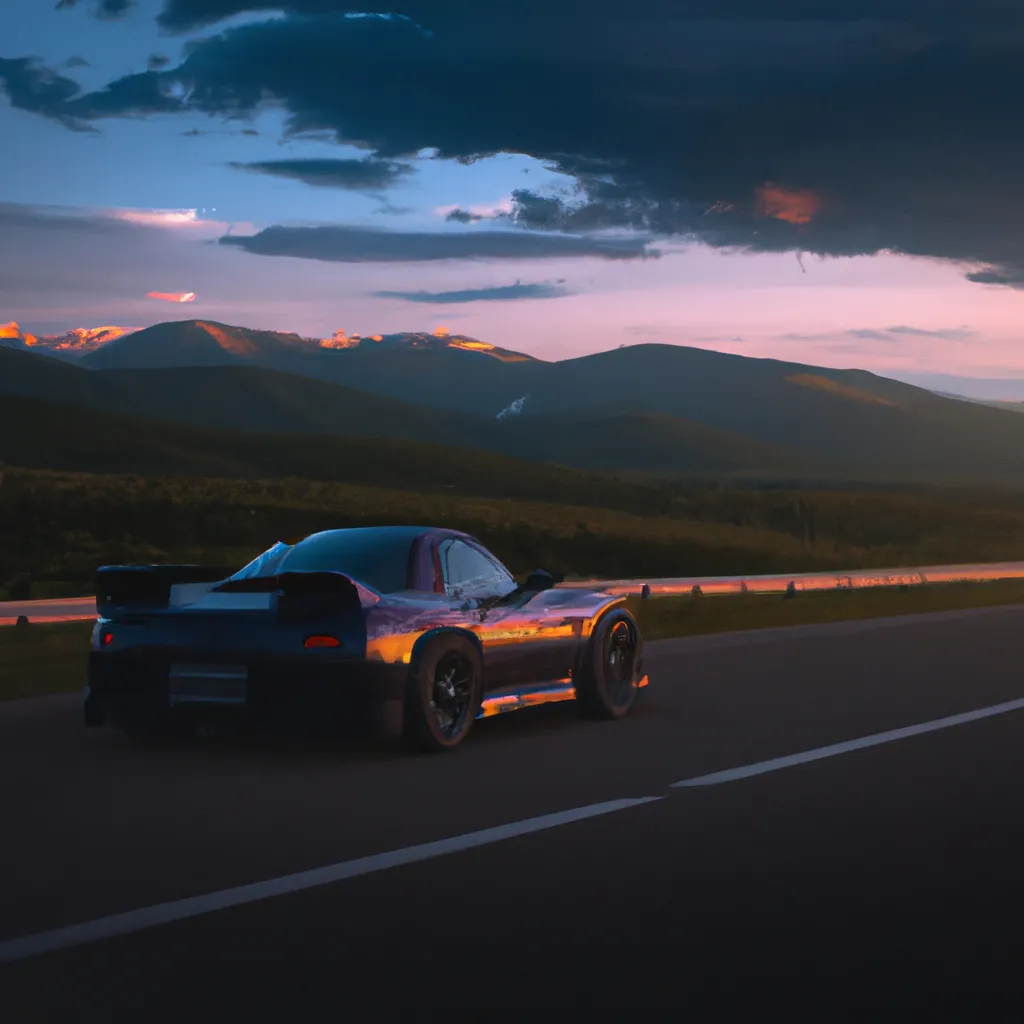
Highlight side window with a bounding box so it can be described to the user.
[443,540,515,599]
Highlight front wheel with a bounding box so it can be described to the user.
[403,636,482,753]
[576,609,644,720]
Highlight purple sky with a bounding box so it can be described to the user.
[4,1,1024,378]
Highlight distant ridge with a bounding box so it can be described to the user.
[7,319,1024,483]
[80,320,538,369]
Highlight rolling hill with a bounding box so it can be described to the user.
[10,319,1024,483]
[0,392,778,513]
[0,347,808,478]
[0,347,479,447]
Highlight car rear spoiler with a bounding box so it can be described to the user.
[214,570,375,620]
[96,564,234,618]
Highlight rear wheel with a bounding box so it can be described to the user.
[403,636,482,753]
[576,609,643,720]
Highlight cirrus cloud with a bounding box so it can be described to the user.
[373,280,570,303]
[147,290,196,302]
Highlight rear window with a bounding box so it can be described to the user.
[277,531,415,594]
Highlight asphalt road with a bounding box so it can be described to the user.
[4,605,1024,1017]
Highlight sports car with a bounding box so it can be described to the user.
[84,526,648,752]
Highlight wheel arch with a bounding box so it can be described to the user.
[575,602,644,680]
[409,626,483,676]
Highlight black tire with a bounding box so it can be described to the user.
[576,609,644,720]
[402,635,482,753]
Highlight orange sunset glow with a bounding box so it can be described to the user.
[45,326,136,350]
[0,320,37,346]
[195,321,261,357]
[2,321,139,351]
[755,183,823,225]
[318,330,361,349]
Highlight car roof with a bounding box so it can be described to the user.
[296,526,475,546]
[300,526,433,542]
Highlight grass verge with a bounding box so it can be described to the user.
[629,579,1024,641]
[4,579,1024,703]
[0,621,94,703]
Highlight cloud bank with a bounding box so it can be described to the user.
[9,3,1024,284]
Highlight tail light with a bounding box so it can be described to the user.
[304,635,341,649]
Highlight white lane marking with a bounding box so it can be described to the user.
[0,797,660,964]
[673,696,1024,788]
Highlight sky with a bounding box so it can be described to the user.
[3,1,1024,377]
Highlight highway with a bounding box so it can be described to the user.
[3,605,1024,1015]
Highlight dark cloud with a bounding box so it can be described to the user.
[229,157,414,190]
[182,125,260,136]
[95,0,135,18]
[966,268,1018,285]
[68,70,187,120]
[374,281,570,303]
[445,209,484,224]
[151,1,1024,34]
[64,56,91,69]
[147,54,172,71]
[56,0,136,17]
[371,198,415,216]
[219,224,656,262]
[0,58,94,132]
[13,5,1024,285]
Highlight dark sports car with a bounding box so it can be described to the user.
[84,526,648,752]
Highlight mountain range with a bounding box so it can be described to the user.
[5,317,1024,485]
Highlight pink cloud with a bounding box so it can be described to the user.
[147,291,196,303]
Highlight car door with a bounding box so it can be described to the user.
[439,538,522,692]
[440,539,576,691]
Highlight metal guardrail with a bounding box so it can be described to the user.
[4,561,1024,625]
[559,561,1024,597]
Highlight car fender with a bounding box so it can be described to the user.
[409,626,484,677]
[574,601,645,682]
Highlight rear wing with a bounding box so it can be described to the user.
[214,570,376,620]
[96,564,234,618]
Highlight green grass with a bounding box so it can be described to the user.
[5,581,1024,703]
[629,579,1024,641]
[0,621,93,702]
[14,467,1024,601]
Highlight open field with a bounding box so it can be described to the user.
[6,581,1024,703]
[0,621,94,702]
[11,468,1024,600]
[628,578,1024,640]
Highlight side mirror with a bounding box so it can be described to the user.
[524,569,557,592]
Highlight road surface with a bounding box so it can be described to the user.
[3,605,1024,1015]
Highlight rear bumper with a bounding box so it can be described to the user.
[84,649,407,732]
